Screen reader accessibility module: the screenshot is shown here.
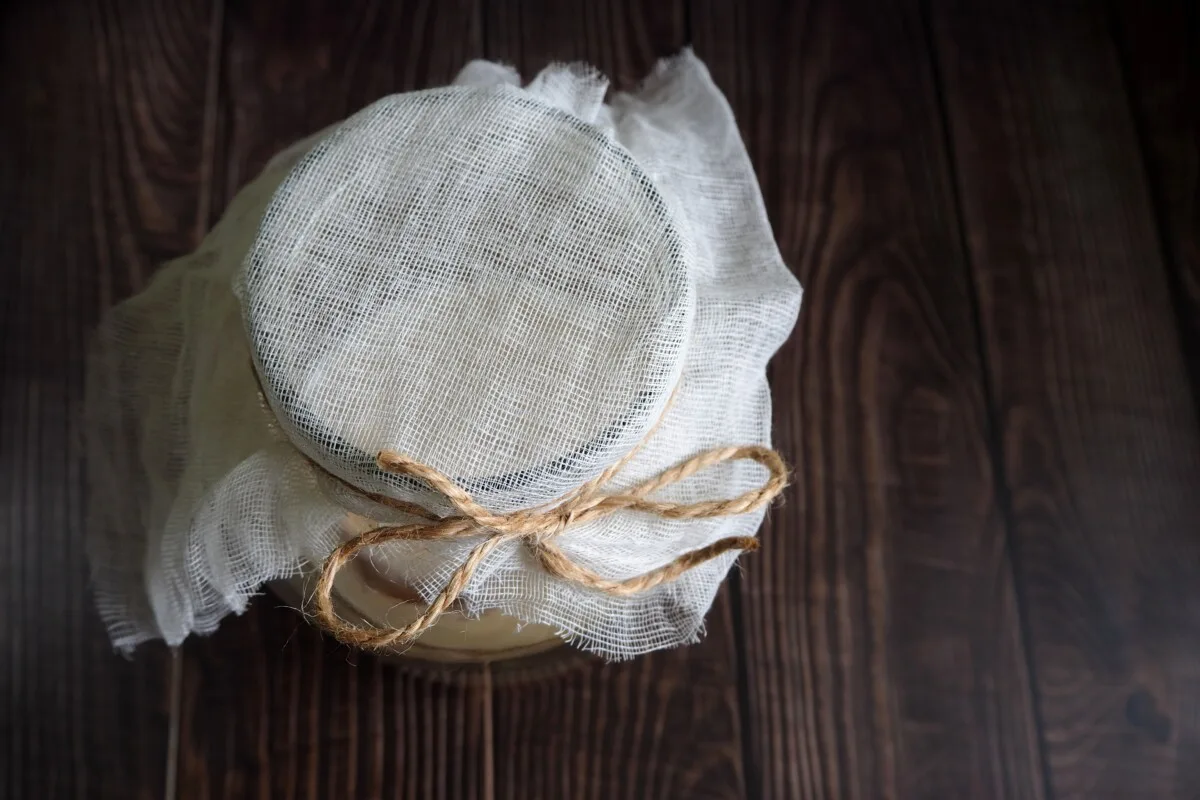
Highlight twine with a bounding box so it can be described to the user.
[312,440,788,651]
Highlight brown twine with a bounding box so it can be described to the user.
[253,365,788,650]
[312,440,788,651]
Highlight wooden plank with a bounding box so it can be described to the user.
[179,606,494,799]
[1111,0,1200,395]
[482,4,748,799]
[0,0,223,796]
[693,2,1048,798]
[930,1,1200,797]
[175,3,492,799]
[490,598,746,800]
[210,0,482,213]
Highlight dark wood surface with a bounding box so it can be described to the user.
[2,1,214,797]
[931,2,1200,797]
[931,3,1200,796]
[3,1,1199,798]
[693,3,1044,798]
[1113,0,1200,403]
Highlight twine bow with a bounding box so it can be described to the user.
[313,444,788,651]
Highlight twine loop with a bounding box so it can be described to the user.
[313,444,788,651]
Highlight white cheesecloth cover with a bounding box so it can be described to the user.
[85,52,802,659]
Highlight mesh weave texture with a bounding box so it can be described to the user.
[86,52,802,658]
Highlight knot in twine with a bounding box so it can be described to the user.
[314,444,788,651]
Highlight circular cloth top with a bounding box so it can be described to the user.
[240,85,693,511]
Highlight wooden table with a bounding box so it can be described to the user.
[3,1,1199,797]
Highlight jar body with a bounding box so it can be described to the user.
[284,513,564,663]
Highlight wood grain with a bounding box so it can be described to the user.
[175,3,493,799]
[693,2,1047,798]
[491,596,745,800]
[930,1,1200,796]
[0,0,221,797]
[211,0,483,216]
[1111,0,1200,396]
[482,5,747,799]
[179,605,494,800]
[9,0,1200,796]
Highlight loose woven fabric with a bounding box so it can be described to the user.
[85,52,802,658]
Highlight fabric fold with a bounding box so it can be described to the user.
[85,52,801,659]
